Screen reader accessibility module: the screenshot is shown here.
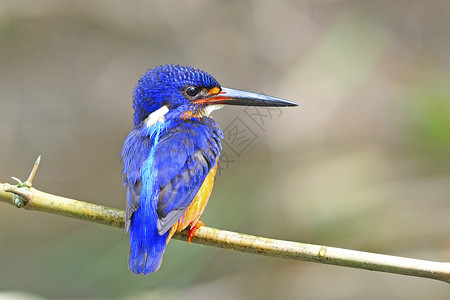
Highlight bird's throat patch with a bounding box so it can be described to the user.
[198,104,223,117]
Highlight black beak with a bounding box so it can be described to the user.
[195,87,298,107]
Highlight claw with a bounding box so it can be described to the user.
[188,220,205,243]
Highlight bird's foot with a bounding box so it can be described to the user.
[188,220,204,243]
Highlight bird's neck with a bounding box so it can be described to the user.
[135,104,224,129]
[142,106,169,128]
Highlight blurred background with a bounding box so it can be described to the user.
[0,1,449,299]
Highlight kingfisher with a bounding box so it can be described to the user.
[121,64,297,274]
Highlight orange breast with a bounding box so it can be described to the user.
[166,162,218,243]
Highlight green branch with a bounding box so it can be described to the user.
[1,157,449,283]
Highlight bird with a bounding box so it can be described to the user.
[121,64,297,275]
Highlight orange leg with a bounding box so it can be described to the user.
[188,220,205,243]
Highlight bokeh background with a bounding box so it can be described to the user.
[1,1,449,299]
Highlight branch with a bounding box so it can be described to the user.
[1,158,449,283]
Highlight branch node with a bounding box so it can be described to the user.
[5,157,41,207]
[13,193,26,208]
[3,183,33,207]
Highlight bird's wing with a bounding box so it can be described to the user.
[153,119,222,234]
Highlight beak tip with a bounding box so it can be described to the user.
[283,100,299,107]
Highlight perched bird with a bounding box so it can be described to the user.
[121,64,297,274]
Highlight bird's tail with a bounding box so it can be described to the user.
[128,206,169,275]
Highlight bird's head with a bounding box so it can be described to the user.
[132,64,297,127]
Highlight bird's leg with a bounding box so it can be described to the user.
[188,220,204,243]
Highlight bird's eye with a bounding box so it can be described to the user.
[185,86,201,97]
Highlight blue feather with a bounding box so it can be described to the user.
[126,122,166,274]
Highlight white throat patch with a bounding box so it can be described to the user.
[198,104,224,117]
[145,105,169,127]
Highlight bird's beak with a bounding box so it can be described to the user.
[194,87,298,107]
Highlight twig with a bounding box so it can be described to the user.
[0,159,449,283]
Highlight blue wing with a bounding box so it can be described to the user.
[122,117,222,232]
[153,118,222,234]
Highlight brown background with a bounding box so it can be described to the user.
[0,1,449,299]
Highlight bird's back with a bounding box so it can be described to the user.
[121,117,222,274]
